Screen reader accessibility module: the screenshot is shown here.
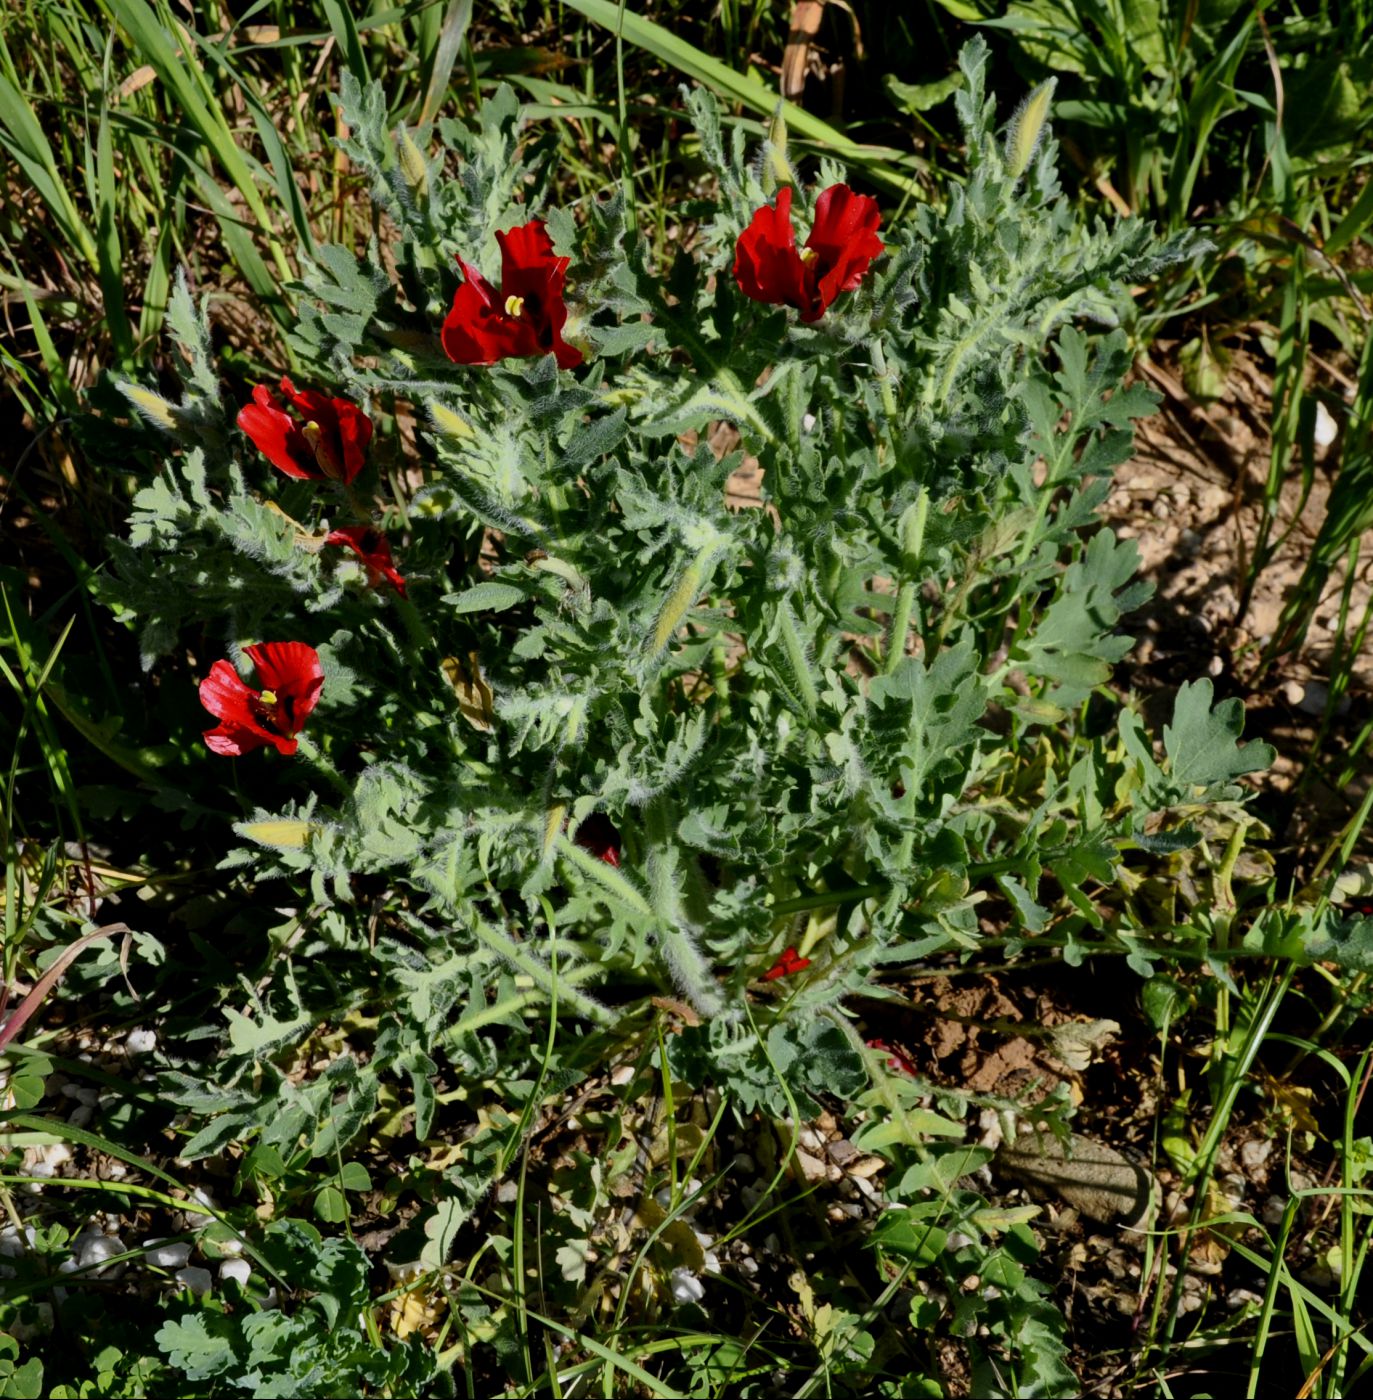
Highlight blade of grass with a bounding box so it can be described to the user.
[557,0,921,193]
[417,0,474,124]
[0,62,99,269]
[97,0,293,283]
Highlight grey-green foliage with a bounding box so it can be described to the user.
[107,38,1263,1100]
[154,1220,433,1396]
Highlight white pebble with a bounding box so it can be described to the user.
[175,1265,213,1296]
[78,1233,125,1275]
[219,1258,251,1287]
[1240,1139,1274,1173]
[0,1225,35,1257]
[1314,401,1338,449]
[183,1188,216,1226]
[669,1267,704,1304]
[125,1029,157,1055]
[144,1238,193,1269]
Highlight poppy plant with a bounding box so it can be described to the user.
[762,946,811,982]
[237,377,373,484]
[441,219,583,370]
[326,525,408,598]
[734,183,883,322]
[200,642,324,757]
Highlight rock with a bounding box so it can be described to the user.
[669,1267,704,1304]
[996,1131,1159,1229]
[174,1265,213,1296]
[793,1149,828,1184]
[144,1238,193,1269]
[1240,1138,1273,1174]
[1314,401,1338,449]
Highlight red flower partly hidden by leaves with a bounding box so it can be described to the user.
[326,526,408,598]
[200,642,324,758]
[574,813,622,867]
[237,377,373,484]
[762,946,811,982]
[866,1038,919,1077]
[441,219,583,370]
[734,183,883,322]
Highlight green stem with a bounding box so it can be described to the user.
[293,734,351,799]
[772,883,887,917]
[884,490,928,675]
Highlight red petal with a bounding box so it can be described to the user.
[278,376,334,423]
[237,388,318,480]
[326,526,407,597]
[762,946,810,981]
[244,642,324,737]
[805,183,883,315]
[199,660,279,756]
[199,659,258,727]
[734,187,811,315]
[441,260,518,365]
[203,722,270,757]
[331,399,373,483]
[495,220,584,369]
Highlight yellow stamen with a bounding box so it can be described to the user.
[504,294,525,317]
[300,421,322,448]
[799,246,818,264]
[259,689,279,706]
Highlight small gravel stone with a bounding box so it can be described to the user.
[77,1232,125,1276]
[219,1258,251,1287]
[175,1265,213,1296]
[125,1029,157,1056]
[144,1238,193,1269]
[669,1267,704,1304]
[183,1188,216,1226]
[1314,401,1338,448]
[1240,1139,1274,1173]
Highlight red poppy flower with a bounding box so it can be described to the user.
[762,946,811,982]
[573,812,621,867]
[237,377,372,484]
[326,526,408,598]
[200,642,324,757]
[441,219,583,371]
[734,183,883,322]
